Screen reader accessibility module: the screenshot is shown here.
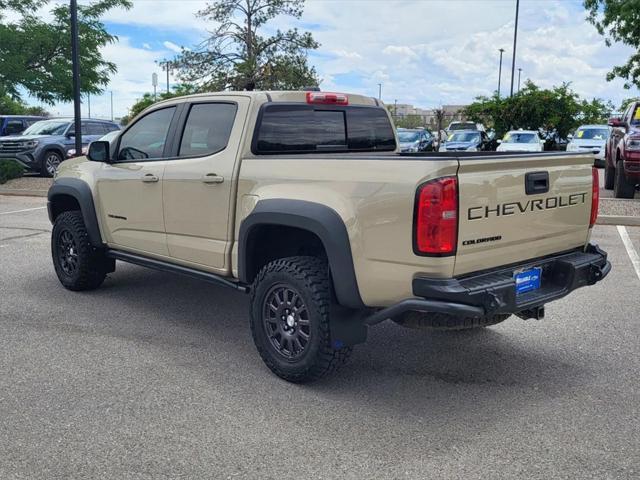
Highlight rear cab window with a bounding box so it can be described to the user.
[253,104,396,154]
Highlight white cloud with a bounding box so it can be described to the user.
[23,0,640,117]
[163,41,182,53]
[382,46,418,61]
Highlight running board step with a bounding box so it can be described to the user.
[106,250,249,293]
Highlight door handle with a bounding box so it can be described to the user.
[202,173,224,184]
[141,174,159,183]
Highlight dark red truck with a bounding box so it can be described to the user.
[604,101,640,198]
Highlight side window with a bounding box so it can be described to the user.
[5,120,24,134]
[87,123,105,135]
[117,107,176,161]
[178,103,237,157]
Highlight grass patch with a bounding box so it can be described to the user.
[0,159,25,184]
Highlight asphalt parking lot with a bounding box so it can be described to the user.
[1,195,639,479]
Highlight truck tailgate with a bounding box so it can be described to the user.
[454,153,594,276]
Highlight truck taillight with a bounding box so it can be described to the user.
[306,91,348,105]
[414,176,458,255]
[590,167,599,228]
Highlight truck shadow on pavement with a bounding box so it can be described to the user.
[29,263,588,412]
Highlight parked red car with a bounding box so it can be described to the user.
[604,101,640,198]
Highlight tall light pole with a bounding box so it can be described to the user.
[159,60,172,94]
[110,91,114,121]
[517,68,522,92]
[498,48,505,98]
[378,83,382,100]
[394,99,398,117]
[509,0,520,97]
[70,0,82,154]
[87,92,91,118]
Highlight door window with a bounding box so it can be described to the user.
[117,107,176,161]
[178,103,237,157]
[86,122,106,135]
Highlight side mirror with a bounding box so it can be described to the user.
[567,134,573,140]
[87,141,110,162]
[497,139,502,144]
[608,117,626,127]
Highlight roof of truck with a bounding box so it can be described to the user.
[151,90,380,108]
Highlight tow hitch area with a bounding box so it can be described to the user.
[516,306,545,320]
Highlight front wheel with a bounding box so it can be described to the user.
[41,151,63,177]
[52,211,109,291]
[249,256,352,383]
[604,164,615,190]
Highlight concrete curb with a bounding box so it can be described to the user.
[597,215,640,227]
[0,188,48,198]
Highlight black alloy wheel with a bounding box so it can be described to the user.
[262,284,311,359]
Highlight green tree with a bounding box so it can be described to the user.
[174,0,319,91]
[584,0,640,89]
[120,84,198,125]
[620,97,640,111]
[0,94,49,116]
[464,81,611,140]
[0,0,132,104]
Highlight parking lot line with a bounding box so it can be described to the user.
[617,225,640,281]
[0,206,47,215]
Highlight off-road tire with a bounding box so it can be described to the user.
[51,210,107,291]
[249,256,352,383]
[604,165,615,190]
[614,159,636,199]
[394,311,511,331]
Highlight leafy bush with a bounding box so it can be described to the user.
[0,160,24,184]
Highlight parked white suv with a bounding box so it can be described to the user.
[566,125,611,167]
[497,130,544,153]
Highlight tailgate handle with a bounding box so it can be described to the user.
[525,171,549,195]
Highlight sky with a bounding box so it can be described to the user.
[23,0,640,119]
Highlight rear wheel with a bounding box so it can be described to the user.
[394,312,511,331]
[604,164,615,190]
[614,159,636,199]
[249,256,352,383]
[51,211,109,291]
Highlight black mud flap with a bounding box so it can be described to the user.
[329,304,369,348]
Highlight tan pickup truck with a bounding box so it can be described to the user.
[47,90,610,382]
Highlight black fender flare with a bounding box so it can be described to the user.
[47,177,104,247]
[238,199,365,309]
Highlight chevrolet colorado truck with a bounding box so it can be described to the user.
[47,91,610,382]
[604,101,640,198]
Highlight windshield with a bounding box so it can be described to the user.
[448,132,480,143]
[632,106,640,126]
[503,132,538,144]
[100,130,120,142]
[575,128,609,141]
[22,120,69,136]
[398,131,421,142]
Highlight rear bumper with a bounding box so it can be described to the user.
[366,244,610,325]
